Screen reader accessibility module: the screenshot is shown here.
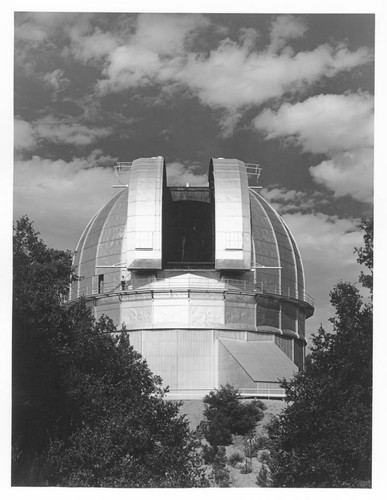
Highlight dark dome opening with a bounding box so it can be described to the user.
[163,187,214,268]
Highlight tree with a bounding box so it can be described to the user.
[12,216,74,482]
[265,218,373,487]
[12,216,208,487]
[201,385,265,451]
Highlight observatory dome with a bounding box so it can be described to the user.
[69,157,314,399]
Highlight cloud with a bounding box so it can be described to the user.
[166,162,208,186]
[14,151,118,250]
[282,212,365,336]
[43,69,70,95]
[260,186,328,214]
[64,26,120,64]
[254,93,374,202]
[14,13,373,132]
[254,93,374,154]
[85,14,372,117]
[134,13,210,55]
[14,119,36,153]
[310,147,373,203]
[16,116,114,148]
[269,15,308,53]
[173,42,370,111]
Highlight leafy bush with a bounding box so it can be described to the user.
[256,464,271,487]
[209,447,230,487]
[201,385,264,448]
[240,461,253,474]
[259,450,271,464]
[228,451,244,467]
[255,436,270,450]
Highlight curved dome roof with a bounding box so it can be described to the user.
[70,158,306,305]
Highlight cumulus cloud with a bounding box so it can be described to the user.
[14,151,118,250]
[14,119,36,153]
[98,36,371,112]
[43,69,70,95]
[268,15,308,53]
[254,93,374,202]
[282,212,365,335]
[14,13,373,129]
[22,115,112,146]
[260,186,328,214]
[254,93,374,153]
[134,13,210,55]
[310,147,373,203]
[64,26,120,64]
[166,162,208,186]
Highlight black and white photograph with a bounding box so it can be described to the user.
[8,1,380,493]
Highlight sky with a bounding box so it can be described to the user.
[13,10,375,338]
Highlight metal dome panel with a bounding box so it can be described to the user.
[209,158,251,270]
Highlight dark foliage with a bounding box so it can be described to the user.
[208,446,230,487]
[265,218,373,488]
[256,464,271,487]
[201,384,264,457]
[12,216,208,487]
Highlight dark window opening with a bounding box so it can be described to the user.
[163,187,215,268]
[98,274,104,293]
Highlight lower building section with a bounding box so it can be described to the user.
[124,328,301,399]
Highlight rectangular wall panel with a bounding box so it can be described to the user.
[126,157,165,269]
[210,159,251,269]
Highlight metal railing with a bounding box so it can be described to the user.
[71,275,314,307]
[164,387,286,399]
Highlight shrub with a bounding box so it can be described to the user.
[256,464,272,487]
[209,447,230,487]
[240,461,253,474]
[259,450,271,464]
[201,385,264,448]
[255,436,270,450]
[228,451,244,467]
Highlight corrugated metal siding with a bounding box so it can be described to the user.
[275,335,293,360]
[256,296,280,328]
[298,308,306,338]
[138,329,214,391]
[225,294,255,328]
[177,330,213,389]
[282,302,297,332]
[128,330,142,354]
[294,338,304,369]
[247,331,274,341]
[143,330,179,387]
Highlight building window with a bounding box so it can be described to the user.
[136,231,153,249]
[225,231,243,250]
[98,274,104,293]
